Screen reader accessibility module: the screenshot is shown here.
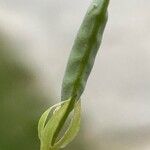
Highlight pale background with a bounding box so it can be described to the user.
[0,0,150,149]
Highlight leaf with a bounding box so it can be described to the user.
[38,102,65,140]
[53,100,81,149]
[38,107,51,140]
[38,99,81,150]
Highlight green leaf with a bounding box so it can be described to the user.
[38,102,65,140]
[38,99,81,150]
[53,100,81,149]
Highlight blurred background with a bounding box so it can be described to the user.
[0,0,150,150]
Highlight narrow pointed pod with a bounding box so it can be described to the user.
[52,0,110,146]
[61,0,110,102]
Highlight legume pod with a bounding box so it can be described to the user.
[61,0,109,102]
[38,1,110,149]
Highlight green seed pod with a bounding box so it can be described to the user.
[61,0,109,102]
[38,1,110,149]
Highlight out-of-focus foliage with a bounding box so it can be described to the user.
[0,33,49,150]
